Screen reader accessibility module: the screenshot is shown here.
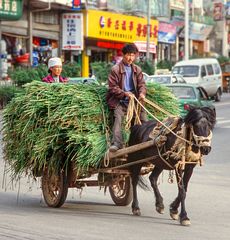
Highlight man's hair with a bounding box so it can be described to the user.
[122,43,138,55]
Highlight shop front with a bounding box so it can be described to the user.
[83,9,158,77]
[157,22,177,62]
[179,22,213,57]
[1,8,62,72]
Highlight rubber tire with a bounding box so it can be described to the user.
[109,176,133,206]
[41,170,68,208]
[215,89,221,102]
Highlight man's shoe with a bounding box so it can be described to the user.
[109,145,119,152]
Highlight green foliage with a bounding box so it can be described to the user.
[217,56,230,65]
[156,59,173,70]
[61,61,81,77]
[90,61,113,84]
[136,60,155,75]
[8,62,81,86]
[0,85,24,109]
[8,64,48,86]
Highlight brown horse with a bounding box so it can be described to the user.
[128,107,216,226]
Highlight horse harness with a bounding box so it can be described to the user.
[149,116,213,170]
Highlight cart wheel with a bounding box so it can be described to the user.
[109,176,133,206]
[41,169,68,208]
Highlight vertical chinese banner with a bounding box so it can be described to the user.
[62,13,83,50]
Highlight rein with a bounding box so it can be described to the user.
[126,95,192,145]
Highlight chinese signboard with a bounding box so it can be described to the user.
[134,41,156,53]
[0,0,23,20]
[158,22,177,44]
[86,10,158,45]
[62,13,83,50]
[170,0,185,11]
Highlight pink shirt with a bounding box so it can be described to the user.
[42,74,68,83]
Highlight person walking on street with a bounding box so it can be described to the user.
[42,57,68,83]
[106,43,147,152]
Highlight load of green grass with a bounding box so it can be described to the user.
[2,81,179,178]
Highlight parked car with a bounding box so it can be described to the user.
[143,72,150,81]
[172,58,222,101]
[146,74,186,84]
[68,77,99,85]
[165,83,216,118]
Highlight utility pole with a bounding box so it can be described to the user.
[184,0,189,60]
[0,20,2,80]
[146,0,151,60]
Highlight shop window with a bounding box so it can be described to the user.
[34,11,59,24]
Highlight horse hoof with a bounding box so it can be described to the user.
[180,219,191,226]
[170,212,179,220]
[156,206,164,214]
[132,209,141,216]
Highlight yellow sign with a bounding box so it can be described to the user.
[86,10,158,45]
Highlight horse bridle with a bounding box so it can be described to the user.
[190,126,213,148]
[155,121,213,169]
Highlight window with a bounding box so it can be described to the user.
[172,66,199,77]
[169,86,196,99]
[213,63,221,74]
[201,66,207,77]
[206,65,214,75]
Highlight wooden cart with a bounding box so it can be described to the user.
[41,140,155,208]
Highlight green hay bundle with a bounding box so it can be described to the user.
[2,81,179,178]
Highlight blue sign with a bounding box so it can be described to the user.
[158,31,176,44]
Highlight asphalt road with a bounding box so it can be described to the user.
[0,94,230,240]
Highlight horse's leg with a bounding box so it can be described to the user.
[149,167,164,214]
[176,168,190,226]
[169,164,195,223]
[131,165,142,216]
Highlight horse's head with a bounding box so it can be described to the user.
[184,107,216,155]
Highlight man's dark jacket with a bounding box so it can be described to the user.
[106,61,146,109]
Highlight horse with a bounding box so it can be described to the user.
[127,106,216,226]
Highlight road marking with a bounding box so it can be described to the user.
[215,102,230,107]
[215,124,230,129]
[217,120,230,124]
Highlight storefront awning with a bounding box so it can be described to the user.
[179,22,213,41]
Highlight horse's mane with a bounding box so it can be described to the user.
[183,107,216,129]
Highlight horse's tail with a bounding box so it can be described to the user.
[138,176,151,191]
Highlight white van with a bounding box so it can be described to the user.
[172,58,223,101]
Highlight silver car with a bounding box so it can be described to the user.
[145,74,186,84]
